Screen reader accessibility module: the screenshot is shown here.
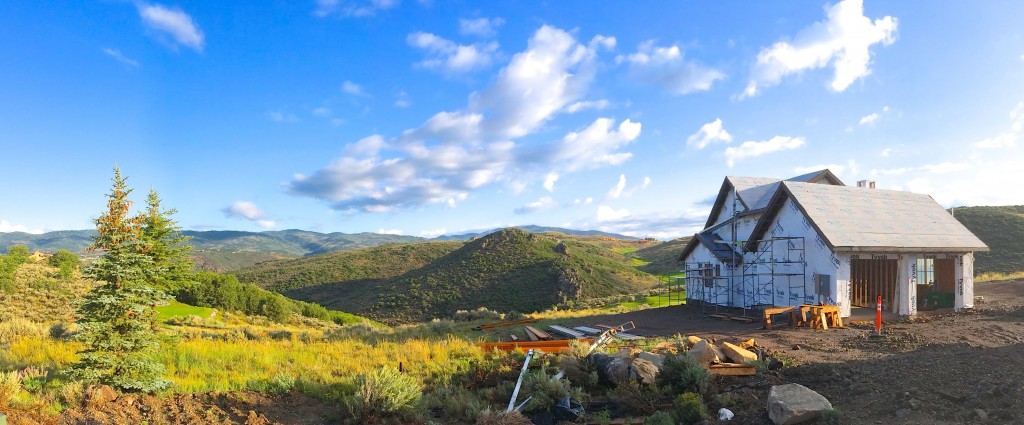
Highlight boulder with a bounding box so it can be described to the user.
[685,335,703,347]
[688,340,720,366]
[767,384,833,425]
[722,342,759,364]
[589,352,660,386]
[636,352,664,369]
[740,338,757,349]
[84,384,117,409]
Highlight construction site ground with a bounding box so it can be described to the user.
[559,279,1024,424]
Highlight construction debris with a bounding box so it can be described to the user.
[476,338,595,353]
[688,339,720,366]
[524,325,553,341]
[473,318,538,330]
[547,325,586,339]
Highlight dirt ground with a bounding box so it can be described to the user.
[562,280,1024,424]
[8,281,1024,424]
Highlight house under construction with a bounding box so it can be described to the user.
[678,169,989,317]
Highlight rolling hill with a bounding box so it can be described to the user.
[279,228,661,324]
[631,236,691,275]
[951,205,1024,274]
[435,225,637,240]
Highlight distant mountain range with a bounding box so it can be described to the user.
[434,225,639,240]
[0,226,638,271]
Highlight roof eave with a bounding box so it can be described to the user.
[835,246,991,253]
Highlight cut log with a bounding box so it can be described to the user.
[709,364,756,376]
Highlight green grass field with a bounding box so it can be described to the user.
[157,300,215,321]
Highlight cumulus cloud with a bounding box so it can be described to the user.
[618,41,725,95]
[289,26,630,214]
[222,201,276,229]
[377,228,404,235]
[607,174,627,199]
[881,147,892,157]
[573,197,594,206]
[407,32,499,74]
[859,113,879,125]
[543,173,559,192]
[743,0,897,98]
[342,80,369,97]
[395,91,412,108]
[312,107,332,117]
[137,3,205,51]
[597,205,630,222]
[724,136,805,167]
[102,48,139,67]
[593,209,709,239]
[514,196,556,214]
[0,220,43,234]
[686,118,732,149]
[459,17,504,37]
[974,101,1023,149]
[314,0,398,17]
[420,228,447,238]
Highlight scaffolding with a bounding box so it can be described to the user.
[682,262,733,314]
[657,275,687,307]
[740,236,807,316]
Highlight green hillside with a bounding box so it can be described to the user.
[632,237,691,275]
[952,205,1024,274]
[287,228,660,324]
[233,241,464,292]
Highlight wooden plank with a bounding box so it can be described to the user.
[474,318,538,330]
[523,326,539,341]
[729,316,756,323]
[524,325,553,341]
[708,314,731,320]
[708,364,756,376]
[548,325,587,339]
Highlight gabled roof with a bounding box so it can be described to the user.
[744,181,990,253]
[702,170,844,229]
[678,231,741,265]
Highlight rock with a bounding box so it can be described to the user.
[553,241,569,255]
[606,356,660,386]
[895,408,911,418]
[84,384,117,409]
[711,342,728,363]
[685,335,703,347]
[721,342,758,364]
[688,340,720,366]
[245,410,270,425]
[637,352,664,369]
[792,344,802,350]
[767,383,833,425]
[740,338,757,349]
[974,409,988,420]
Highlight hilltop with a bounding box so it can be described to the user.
[233,240,464,292]
[280,228,661,324]
[951,205,1024,274]
[631,236,691,275]
[434,225,638,240]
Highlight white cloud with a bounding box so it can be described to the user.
[420,228,447,238]
[312,107,332,117]
[459,17,504,37]
[686,118,732,149]
[222,201,276,229]
[268,111,298,123]
[618,41,725,95]
[543,173,559,192]
[859,113,880,126]
[642,176,652,189]
[881,148,892,157]
[377,228,404,235]
[592,209,709,239]
[597,205,630,222]
[794,163,846,176]
[514,196,556,214]
[289,26,626,214]
[974,101,1024,149]
[407,32,499,74]
[724,136,806,167]
[566,99,610,113]
[314,0,399,17]
[573,197,594,206]
[102,48,139,67]
[743,0,897,97]
[0,220,43,234]
[607,174,627,199]
[137,3,205,52]
[395,91,411,108]
[342,80,369,97]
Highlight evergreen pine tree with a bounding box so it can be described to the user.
[139,189,195,291]
[69,168,171,392]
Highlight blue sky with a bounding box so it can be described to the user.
[2,0,1023,239]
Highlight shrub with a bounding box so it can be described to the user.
[475,409,534,425]
[58,380,85,407]
[520,370,582,413]
[609,382,660,415]
[453,307,504,322]
[423,384,485,423]
[644,411,675,425]
[657,353,710,396]
[673,392,708,424]
[0,317,47,344]
[267,330,293,341]
[344,367,422,422]
[50,322,73,340]
[0,370,21,409]
[821,409,843,423]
